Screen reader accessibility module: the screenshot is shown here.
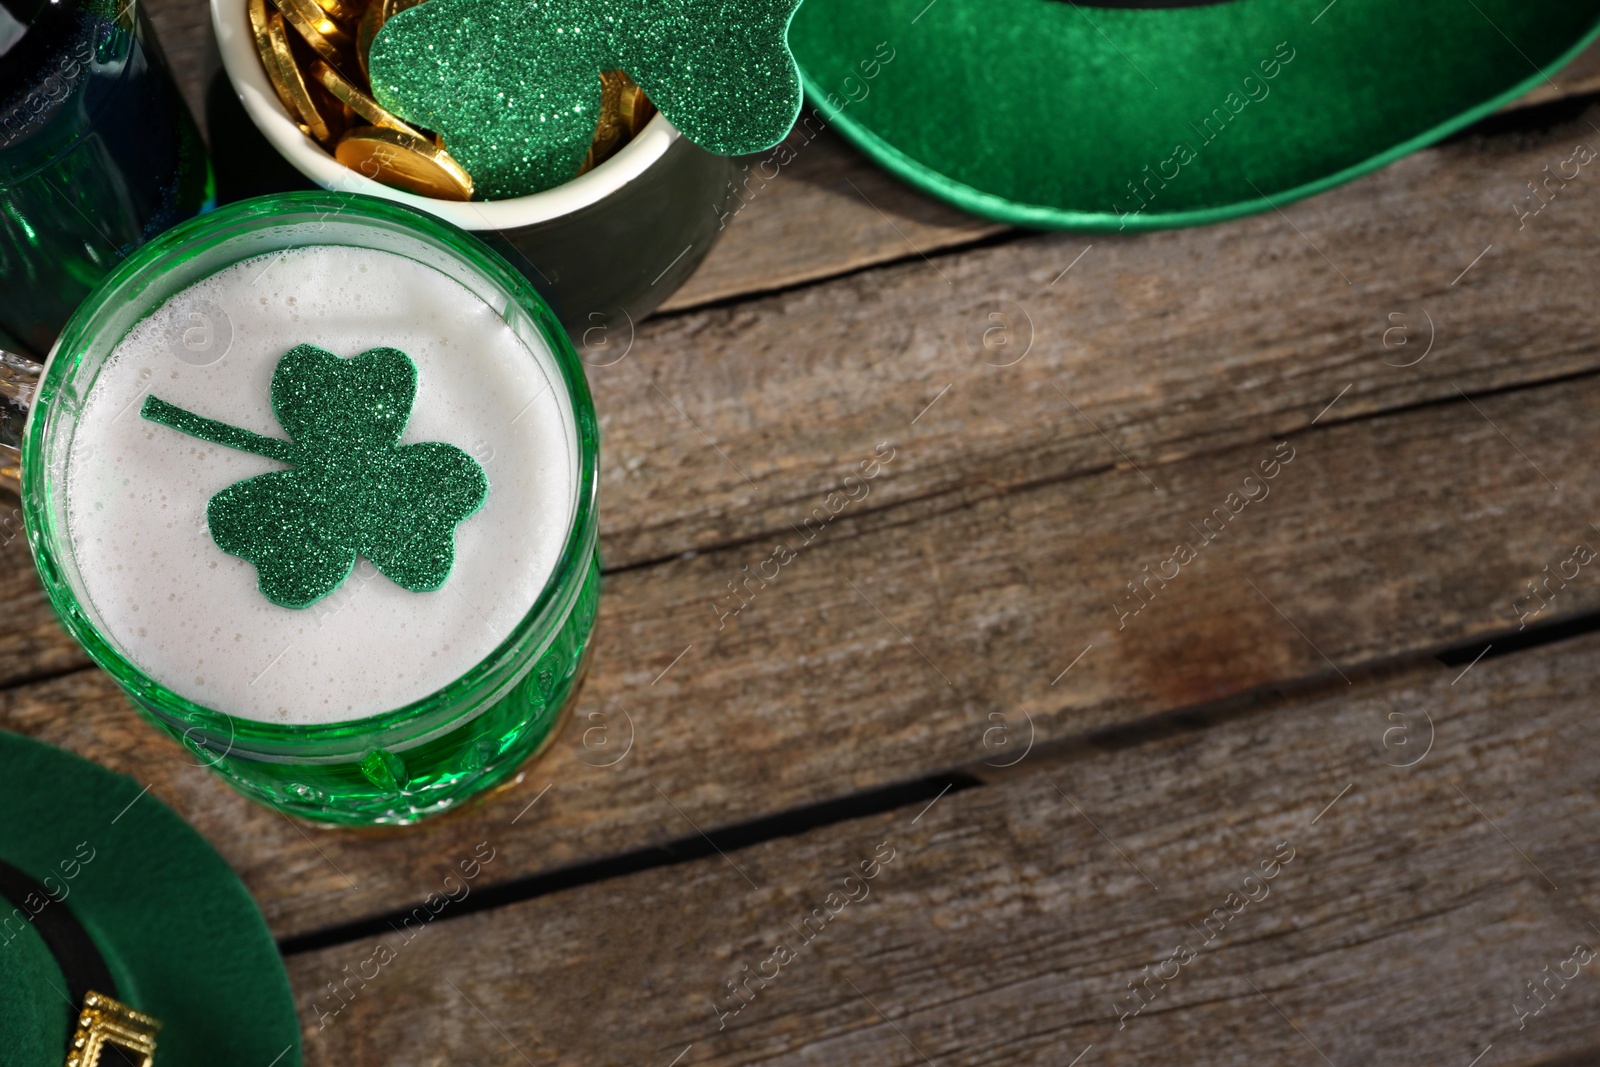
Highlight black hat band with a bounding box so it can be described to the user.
[0,858,119,1009]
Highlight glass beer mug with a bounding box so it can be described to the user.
[0,193,600,826]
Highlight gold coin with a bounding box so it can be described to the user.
[248,0,300,120]
[272,0,354,64]
[356,0,381,78]
[357,0,423,79]
[261,4,333,143]
[380,0,424,22]
[335,126,473,200]
[308,0,362,27]
[618,75,655,138]
[299,28,350,142]
[577,72,655,174]
[310,59,422,137]
[590,70,627,167]
[305,44,352,142]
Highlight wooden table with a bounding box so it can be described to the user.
[11,4,1600,1064]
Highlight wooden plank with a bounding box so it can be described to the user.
[589,95,1600,571]
[1512,37,1600,110]
[0,513,90,683]
[284,631,1600,1065]
[144,0,219,132]
[7,367,1600,938]
[653,122,1007,313]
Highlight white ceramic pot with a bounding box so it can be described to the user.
[210,0,735,333]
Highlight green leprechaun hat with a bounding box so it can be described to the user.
[788,0,1600,230]
[0,731,301,1067]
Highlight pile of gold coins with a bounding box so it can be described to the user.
[247,0,656,201]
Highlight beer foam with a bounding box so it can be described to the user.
[63,245,576,724]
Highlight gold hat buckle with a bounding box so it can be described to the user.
[64,990,161,1067]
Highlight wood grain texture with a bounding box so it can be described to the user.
[582,95,1600,571]
[1513,37,1600,110]
[22,10,1600,1057]
[6,367,1600,939]
[284,631,1600,1066]
[7,5,1600,942]
[0,514,90,684]
[654,121,1008,313]
[142,0,220,131]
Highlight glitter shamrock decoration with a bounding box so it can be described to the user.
[141,344,488,610]
[367,0,805,198]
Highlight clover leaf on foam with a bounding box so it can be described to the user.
[142,343,487,609]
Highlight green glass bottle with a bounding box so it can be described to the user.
[0,0,213,356]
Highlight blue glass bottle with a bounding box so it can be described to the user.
[0,0,212,356]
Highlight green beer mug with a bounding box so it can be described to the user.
[0,192,600,826]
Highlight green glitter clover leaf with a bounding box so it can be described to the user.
[141,343,488,610]
[367,0,805,198]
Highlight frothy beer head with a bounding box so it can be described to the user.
[63,245,578,724]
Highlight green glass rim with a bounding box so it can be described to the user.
[20,191,600,758]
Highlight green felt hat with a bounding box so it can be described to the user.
[0,730,302,1067]
[788,0,1600,230]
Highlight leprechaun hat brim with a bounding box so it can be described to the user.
[0,893,74,1065]
[789,0,1600,231]
[0,731,301,1066]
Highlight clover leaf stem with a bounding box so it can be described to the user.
[141,396,300,465]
